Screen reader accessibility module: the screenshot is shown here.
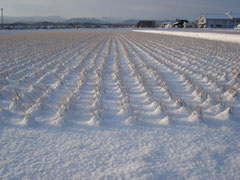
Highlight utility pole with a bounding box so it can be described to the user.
[1,8,3,29]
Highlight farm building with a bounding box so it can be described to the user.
[136,20,155,28]
[198,12,240,28]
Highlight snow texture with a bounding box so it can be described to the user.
[133,29,240,44]
[0,30,240,179]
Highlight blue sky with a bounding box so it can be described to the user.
[1,0,240,19]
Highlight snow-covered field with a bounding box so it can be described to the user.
[134,29,240,43]
[0,30,240,179]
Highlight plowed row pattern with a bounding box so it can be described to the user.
[0,31,239,126]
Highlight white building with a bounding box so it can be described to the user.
[198,12,240,28]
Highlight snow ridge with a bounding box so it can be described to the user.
[0,30,240,179]
[133,29,240,44]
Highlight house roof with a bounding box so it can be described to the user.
[201,12,240,20]
[201,14,231,20]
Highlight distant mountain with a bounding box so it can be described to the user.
[3,16,175,25]
[64,17,139,24]
[63,18,105,24]
[120,19,139,25]
[4,16,66,24]
[4,15,138,24]
[99,17,128,24]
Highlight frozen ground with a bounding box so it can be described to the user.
[0,28,132,34]
[0,30,240,179]
[134,29,240,44]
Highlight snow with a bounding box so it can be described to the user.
[133,29,240,44]
[0,28,132,34]
[0,30,240,179]
[201,14,231,20]
[1,123,240,179]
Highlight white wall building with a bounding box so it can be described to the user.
[198,12,240,28]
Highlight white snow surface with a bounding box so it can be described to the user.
[0,30,240,179]
[133,29,240,44]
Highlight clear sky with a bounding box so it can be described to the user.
[1,0,240,19]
